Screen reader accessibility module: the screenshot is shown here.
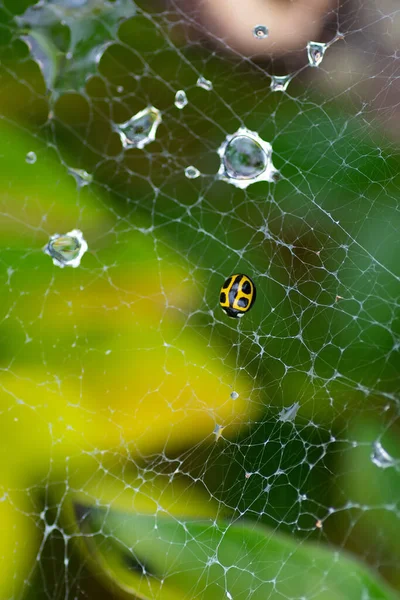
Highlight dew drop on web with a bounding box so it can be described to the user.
[371,441,396,469]
[230,391,239,400]
[185,165,200,179]
[270,74,292,92]
[217,127,278,189]
[44,229,88,269]
[114,106,162,149]
[68,167,93,188]
[175,90,188,109]
[213,424,224,440]
[279,402,300,422]
[26,151,37,164]
[252,25,268,40]
[307,41,327,67]
[196,76,213,91]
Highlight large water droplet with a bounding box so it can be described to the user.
[307,41,327,67]
[196,76,213,91]
[230,391,239,400]
[270,74,292,92]
[217,127,278,189]
[26,151,37,164]
[185,165,200,179]
[253,25,268,39]
[115,106,162,149]
[279,402,300,422]
[371,441,397,469]
[175,90,188,109]
[44,229,88,268]
[68,167,93,187]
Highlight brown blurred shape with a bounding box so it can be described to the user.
[190,0,336,56]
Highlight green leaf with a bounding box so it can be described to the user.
[340,419,400,590]
[0,120,260,599]
[71,497,398,600]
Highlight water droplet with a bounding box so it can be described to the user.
[278,402,300,422]
[270,74,292,92]
[217,127,278,189]
[44,229,88,269]
[213,424,224,440]
[26,151,37,164]
[307,41,327,67]
[371,441,396,469]
[185,165,200,179]
[174,90,188,109]
[68,167,93,187]
[196,76,213,91]
[271,170,282,182]
[253,25,268,39]
[115,106,162,150]
[230,391,239,400]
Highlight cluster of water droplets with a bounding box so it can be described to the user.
[41,91,281,266]
[34,23,345,276]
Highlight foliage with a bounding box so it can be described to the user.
[0,1,399,599]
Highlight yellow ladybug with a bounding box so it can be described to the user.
[219,274,256,318]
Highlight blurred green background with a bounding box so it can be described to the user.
[0,0,399,599]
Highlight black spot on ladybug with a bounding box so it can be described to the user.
[241,280,251,294]
[222,278,232,289]
[220,292,226,303]
[237,297,249,308]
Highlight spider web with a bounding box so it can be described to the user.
[0,0,400,599]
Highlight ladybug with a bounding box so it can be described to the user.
[219,274,256,318]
